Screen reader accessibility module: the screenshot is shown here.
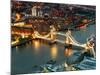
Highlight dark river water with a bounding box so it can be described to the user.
[11,24,96,74]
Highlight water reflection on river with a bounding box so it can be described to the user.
[33,40,40,50]
[64,48,73,57]
[50,44,58,59]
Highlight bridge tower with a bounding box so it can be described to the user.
[84,41,96,58]
[84,40,95,51]
[65,30,73,45]
[50,26,57,42]
[32,31,36,39]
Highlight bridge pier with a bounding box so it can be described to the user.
[65,30,73,48]
[49,26,57,43]
[65,37,72,48]
[50,32,56,43]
